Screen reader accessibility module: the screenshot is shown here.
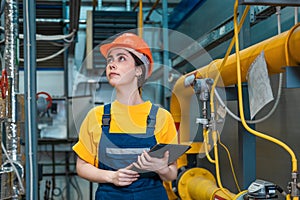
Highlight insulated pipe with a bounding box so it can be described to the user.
[3,0,24,198]
[170,26,300,143]
[4,0,19,163]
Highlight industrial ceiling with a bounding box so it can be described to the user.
[16,0,182,69]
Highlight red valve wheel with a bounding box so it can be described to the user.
[36,91,53,109]
[0,69,8,99]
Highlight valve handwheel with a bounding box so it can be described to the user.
[0,69,8,99]
[36,91,53,110]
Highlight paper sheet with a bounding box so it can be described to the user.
[247,51,274,119]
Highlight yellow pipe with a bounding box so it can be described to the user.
[233,0,297,173]
[177,168,240,200]
[210,5,250,114]
[170,24,300,144]
[138,0,143,37]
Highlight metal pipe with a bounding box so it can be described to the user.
[97,0,102,10]
[4,0,19,165]
[126,0,131,11]
[23,0,38,199]
[162,0,169,108]
[4,0,24,198]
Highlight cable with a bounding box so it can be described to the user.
[217,134,241,192]
[19,29,76,42]
[0,26,5,43]
[214,77,282,124]
[208,5,250,115]
[213,130,234,199]
[19,44,70,62]
[1,141,25,193]
[203,128,215,163]
[19,30,75,62]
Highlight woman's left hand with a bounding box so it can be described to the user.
[132,150,170,175]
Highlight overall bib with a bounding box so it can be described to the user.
[95,103,169,200]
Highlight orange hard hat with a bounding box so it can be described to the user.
[100,32,153,78]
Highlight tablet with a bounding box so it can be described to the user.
[130,143,191,173]
[148,143,191,164]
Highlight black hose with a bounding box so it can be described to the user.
[276,185,287,197]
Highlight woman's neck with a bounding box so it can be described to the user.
[115,87,144,105]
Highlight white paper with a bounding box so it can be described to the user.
[247,51,274,119]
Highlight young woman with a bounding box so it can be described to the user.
[73,32,178,200]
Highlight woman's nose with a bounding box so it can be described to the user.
[108,63,117,70]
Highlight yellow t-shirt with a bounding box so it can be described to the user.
[72,100,178,167]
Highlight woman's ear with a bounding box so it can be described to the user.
[135,66,143,77]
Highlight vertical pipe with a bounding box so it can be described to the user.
[162,0,169,108]
[237,5,256,189]
[23,0,38,199]
[126,0,131,11]
[138,0,143,36]
[4,0,23,198]
[4,0,19,162]
[295,7,298,24]
[97,0,102,10]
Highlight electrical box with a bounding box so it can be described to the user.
[239,0,300,6]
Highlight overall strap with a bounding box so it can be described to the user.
[101,103,111,133]
[146,104,159,136]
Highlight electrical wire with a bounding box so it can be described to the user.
[19,30,75,62]
[214,79,282,124]
[18,30,76,41]
[199,6,250,199]
[1,141,25,193]
[217,133,241,192]
[19,44,70,63]
[203,128,215,163]
[212,130,234,199]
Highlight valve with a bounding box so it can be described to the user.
[0,69,8,99]
[36,91,53,114]
[193,78,214,128]
[287,172,300,198]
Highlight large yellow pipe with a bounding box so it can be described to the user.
[171,26,300,143]
[177,168,240,200]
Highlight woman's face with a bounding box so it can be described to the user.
[106,48,141,88]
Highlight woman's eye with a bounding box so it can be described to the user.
[118,56,126,62]
[106,58,113,64]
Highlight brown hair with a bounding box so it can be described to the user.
[128,51,146,92]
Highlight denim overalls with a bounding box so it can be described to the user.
[95,103,169,200]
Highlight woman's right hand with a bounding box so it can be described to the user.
[110,165,140,186]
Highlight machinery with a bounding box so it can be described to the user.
[168,1,300,199]
[0,0,299,199]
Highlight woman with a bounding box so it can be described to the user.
[73,32,178,200]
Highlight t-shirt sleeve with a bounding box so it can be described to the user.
[72,106,103,167]
[155,108,178,145]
